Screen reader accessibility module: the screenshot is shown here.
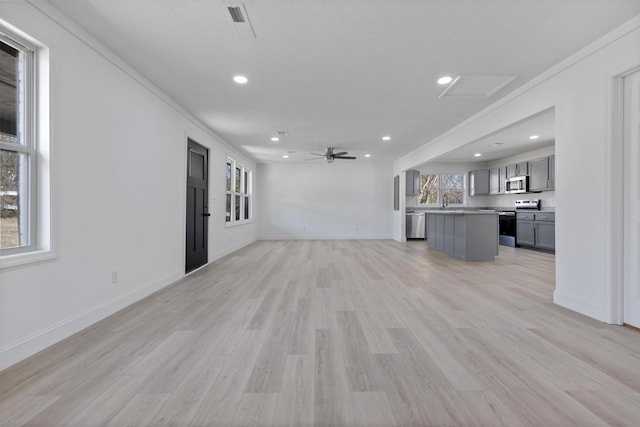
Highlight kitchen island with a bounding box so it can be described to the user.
[426,211,498,261]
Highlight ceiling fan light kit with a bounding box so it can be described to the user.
[306,147,357,163]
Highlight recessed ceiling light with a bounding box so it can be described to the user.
[382,136,391,141]
[233,75,248,84]
[474,153,482,157]
[437,76,453,85]
[282,154,289,159]
[529,135,539,140]
[364,154,371,158]
[271,137,279,142]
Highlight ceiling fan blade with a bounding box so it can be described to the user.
[304,157,325,161]
[309,152,325,156]
[333,156,356,160]
[332,151,348,156]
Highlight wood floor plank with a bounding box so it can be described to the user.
[0,395,60,427]
[350,391,398,427]
[105,393,171,427]
[3,240,640,426]
[314,328,354,426]
[230,393,278,427]
[272,355,315,427]
[335,311,385,391]
[187,329,266,426]
[245,311,297,393]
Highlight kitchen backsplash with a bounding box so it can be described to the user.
[406,191,555,210]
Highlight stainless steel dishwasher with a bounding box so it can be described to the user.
[406,212,426,239]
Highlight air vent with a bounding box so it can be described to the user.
[276,131,289,137]
[228,6,245,23]
[226,3,257,38]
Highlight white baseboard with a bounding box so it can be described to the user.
[553,289,609,323]
[208,238,257,261]
[0,270,182,372]
[258,235,393,240]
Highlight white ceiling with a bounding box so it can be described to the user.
[431,108,556,164]
[46,0,640,164]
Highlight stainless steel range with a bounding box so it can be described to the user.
[515,199,541,210]
[498,199,541,247]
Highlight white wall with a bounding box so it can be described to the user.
[393,15,640,323]
[258,162,393,239]
[0,2,257,371]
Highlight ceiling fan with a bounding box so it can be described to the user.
[306,147,357,163]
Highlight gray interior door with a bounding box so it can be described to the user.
[186,139,209,273]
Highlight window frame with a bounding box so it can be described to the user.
[418,173,465,206]
[225,156,252,226]
[0,23,52,269]
[0,30,37,257]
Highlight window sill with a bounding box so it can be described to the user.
[0,250,57,270]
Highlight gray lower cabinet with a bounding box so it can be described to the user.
[516,219,535,246]
[516,212,555,251]
[427,213,498,261]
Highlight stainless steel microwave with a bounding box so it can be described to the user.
[505,175,529,194]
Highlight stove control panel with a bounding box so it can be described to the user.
[515,199,540,210]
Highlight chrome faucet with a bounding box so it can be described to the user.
[442,193,448,208]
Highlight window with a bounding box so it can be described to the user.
[419,173,464,205]
[225,157,251,225]
[1,32,36,256]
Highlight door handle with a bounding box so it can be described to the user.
[202,213,211,217]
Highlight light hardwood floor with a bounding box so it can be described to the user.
[2,240,640,426]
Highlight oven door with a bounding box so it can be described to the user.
[498,212,516,247]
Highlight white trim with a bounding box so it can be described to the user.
[225,156,252,225]
[553,290,607,323]
[259,235,394,241]
[208,237,257,262]
[0,270,182,372]
[0,249,56,269]
[606,65,640,325]
[0,24,40,258]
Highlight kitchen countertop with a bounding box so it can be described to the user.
[428,210,498,215]
[407,207,555,213]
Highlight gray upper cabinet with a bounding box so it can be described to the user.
[469,170,490,196]
[489,167,502,194]
[548,155,555,189]
[406,170,420,196]
[506,162,528,178]
[528,156,555,191]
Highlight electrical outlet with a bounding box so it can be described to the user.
[111,271,119,284]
